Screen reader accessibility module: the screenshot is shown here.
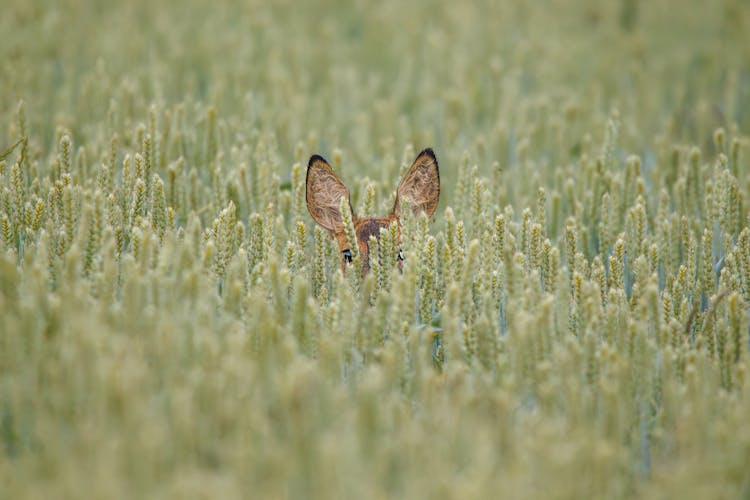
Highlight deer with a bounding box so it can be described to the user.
[306,148,440,273]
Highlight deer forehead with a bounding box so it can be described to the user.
[332,216,397,251]
[354,216,396,242]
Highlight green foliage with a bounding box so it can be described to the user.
[1,0,750,498]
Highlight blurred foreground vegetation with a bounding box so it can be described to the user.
[1,0,750,498]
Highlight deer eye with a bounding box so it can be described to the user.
[342,249,353,263]
[397,249,404,262]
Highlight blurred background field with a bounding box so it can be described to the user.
[1,0,750,498]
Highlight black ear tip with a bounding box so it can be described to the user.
[418,147,436,160]
[308,154,328,167]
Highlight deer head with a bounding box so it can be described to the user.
[306,147,440,273]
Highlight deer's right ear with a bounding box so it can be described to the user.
[306,155,351,232]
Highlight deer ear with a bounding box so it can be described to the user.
[393,148,440,218]
[306,154,352,232]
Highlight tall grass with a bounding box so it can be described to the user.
[1,0,750,498]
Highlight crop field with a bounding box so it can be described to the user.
[1,0,750,498]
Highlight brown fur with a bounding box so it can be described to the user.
[353,216,398,272]
[306,148,440,273]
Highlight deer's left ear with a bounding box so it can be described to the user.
[393,148,440,218]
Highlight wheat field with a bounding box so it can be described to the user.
[1,0,750,498]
